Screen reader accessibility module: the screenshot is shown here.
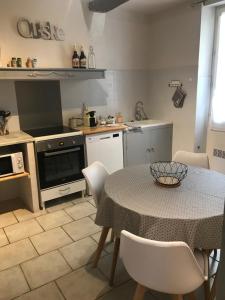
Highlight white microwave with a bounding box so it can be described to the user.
[0,152,25,178]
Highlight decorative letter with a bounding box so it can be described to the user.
[17,18,32,38]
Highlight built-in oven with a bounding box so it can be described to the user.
[35,135,85,203]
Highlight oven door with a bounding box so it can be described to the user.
[37,145,85,189]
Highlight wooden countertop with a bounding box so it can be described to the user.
[78,124,128,135]
[0,131,34,147]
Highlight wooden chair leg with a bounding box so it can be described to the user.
[188,292,196,300]
[204,279,210,300]
[171,295,183,300]
[93,226,110,268]
[209,273,217,300]
[110,229,115,243]
[109,237,120,286]
[133,283,147,300]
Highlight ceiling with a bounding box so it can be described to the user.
[120,0,191,15]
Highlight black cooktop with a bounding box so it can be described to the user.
[24,126,79,138]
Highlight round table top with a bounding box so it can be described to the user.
[96,164,225,249]
[104,164,225,221]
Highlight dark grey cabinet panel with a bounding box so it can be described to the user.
[124,125,173,167]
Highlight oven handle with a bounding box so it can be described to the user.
[44,147,81,157]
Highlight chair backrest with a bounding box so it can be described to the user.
[120,230,206,295]
[82,161,109,207]
[173,150,209,169]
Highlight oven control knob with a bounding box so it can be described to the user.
[72,140,76,145]
[47,144,52,149]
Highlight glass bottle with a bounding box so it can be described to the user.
[79,46,87,69]
[88,46,96,69]
[72,45,80,68]
[0,47,3,68]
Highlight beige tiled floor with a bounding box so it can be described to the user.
[0,194,215,300]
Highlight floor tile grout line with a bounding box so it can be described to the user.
[96,279,134,300]
[3,226,44,245]
[28,236,41,256]
[11,281,65,300]
[19,263,32,292]
[54,280,67,300]
[2,226,10,245]
[0,240,39,274]
[60,224,78,242]
[35,214,74,232]
[12,210,20,223]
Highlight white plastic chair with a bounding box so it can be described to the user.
[120,230,208,300]
[173,151,209,169]
[173,150,218,260]
[82,161,118,282]
[82,161,109,208]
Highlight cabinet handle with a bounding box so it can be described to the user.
[146,147,155,153]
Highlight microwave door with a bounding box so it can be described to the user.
[0,156,13,178]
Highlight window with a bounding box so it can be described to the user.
[211,6,225,131]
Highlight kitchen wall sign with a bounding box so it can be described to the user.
[17,18,65,41]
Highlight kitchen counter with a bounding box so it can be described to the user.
[77,124,128,135]
[0,131,34,147]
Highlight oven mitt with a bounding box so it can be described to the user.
[172,87,187,108]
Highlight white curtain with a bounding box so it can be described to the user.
[211,8,225,131]
[204,0,225,5]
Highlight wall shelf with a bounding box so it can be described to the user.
[0,68,106,80]
[0,172,29,183]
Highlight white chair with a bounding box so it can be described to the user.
[82,161,118,283]
[173,150,209,169]
[120,230,209,300]
[173,151,218,259]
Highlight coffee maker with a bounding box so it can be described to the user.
[86,111,97,127]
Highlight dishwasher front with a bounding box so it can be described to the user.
[85,131,124,174]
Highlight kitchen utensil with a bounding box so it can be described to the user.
[0,110,11,135]
[150,161,188,187]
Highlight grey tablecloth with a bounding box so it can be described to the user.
[95,164,225,249]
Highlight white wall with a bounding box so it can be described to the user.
[147,4,202,154]
[0,0,151,131]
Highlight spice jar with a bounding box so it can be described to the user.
[11,57,17,67]
[32,58,37,68]
[26,57,32,68]
[17,58,22,68]
[116,112,124,123]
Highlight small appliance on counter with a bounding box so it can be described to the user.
[86,111,97,127]
[0,110,11,135]
[68,117,83,129]
[0,151,24,178]
[106,115,116,125]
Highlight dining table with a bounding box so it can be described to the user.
[95,164,225,250]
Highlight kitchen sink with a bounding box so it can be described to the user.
[125,120,171,128]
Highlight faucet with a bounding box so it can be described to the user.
[135,101,148,121]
